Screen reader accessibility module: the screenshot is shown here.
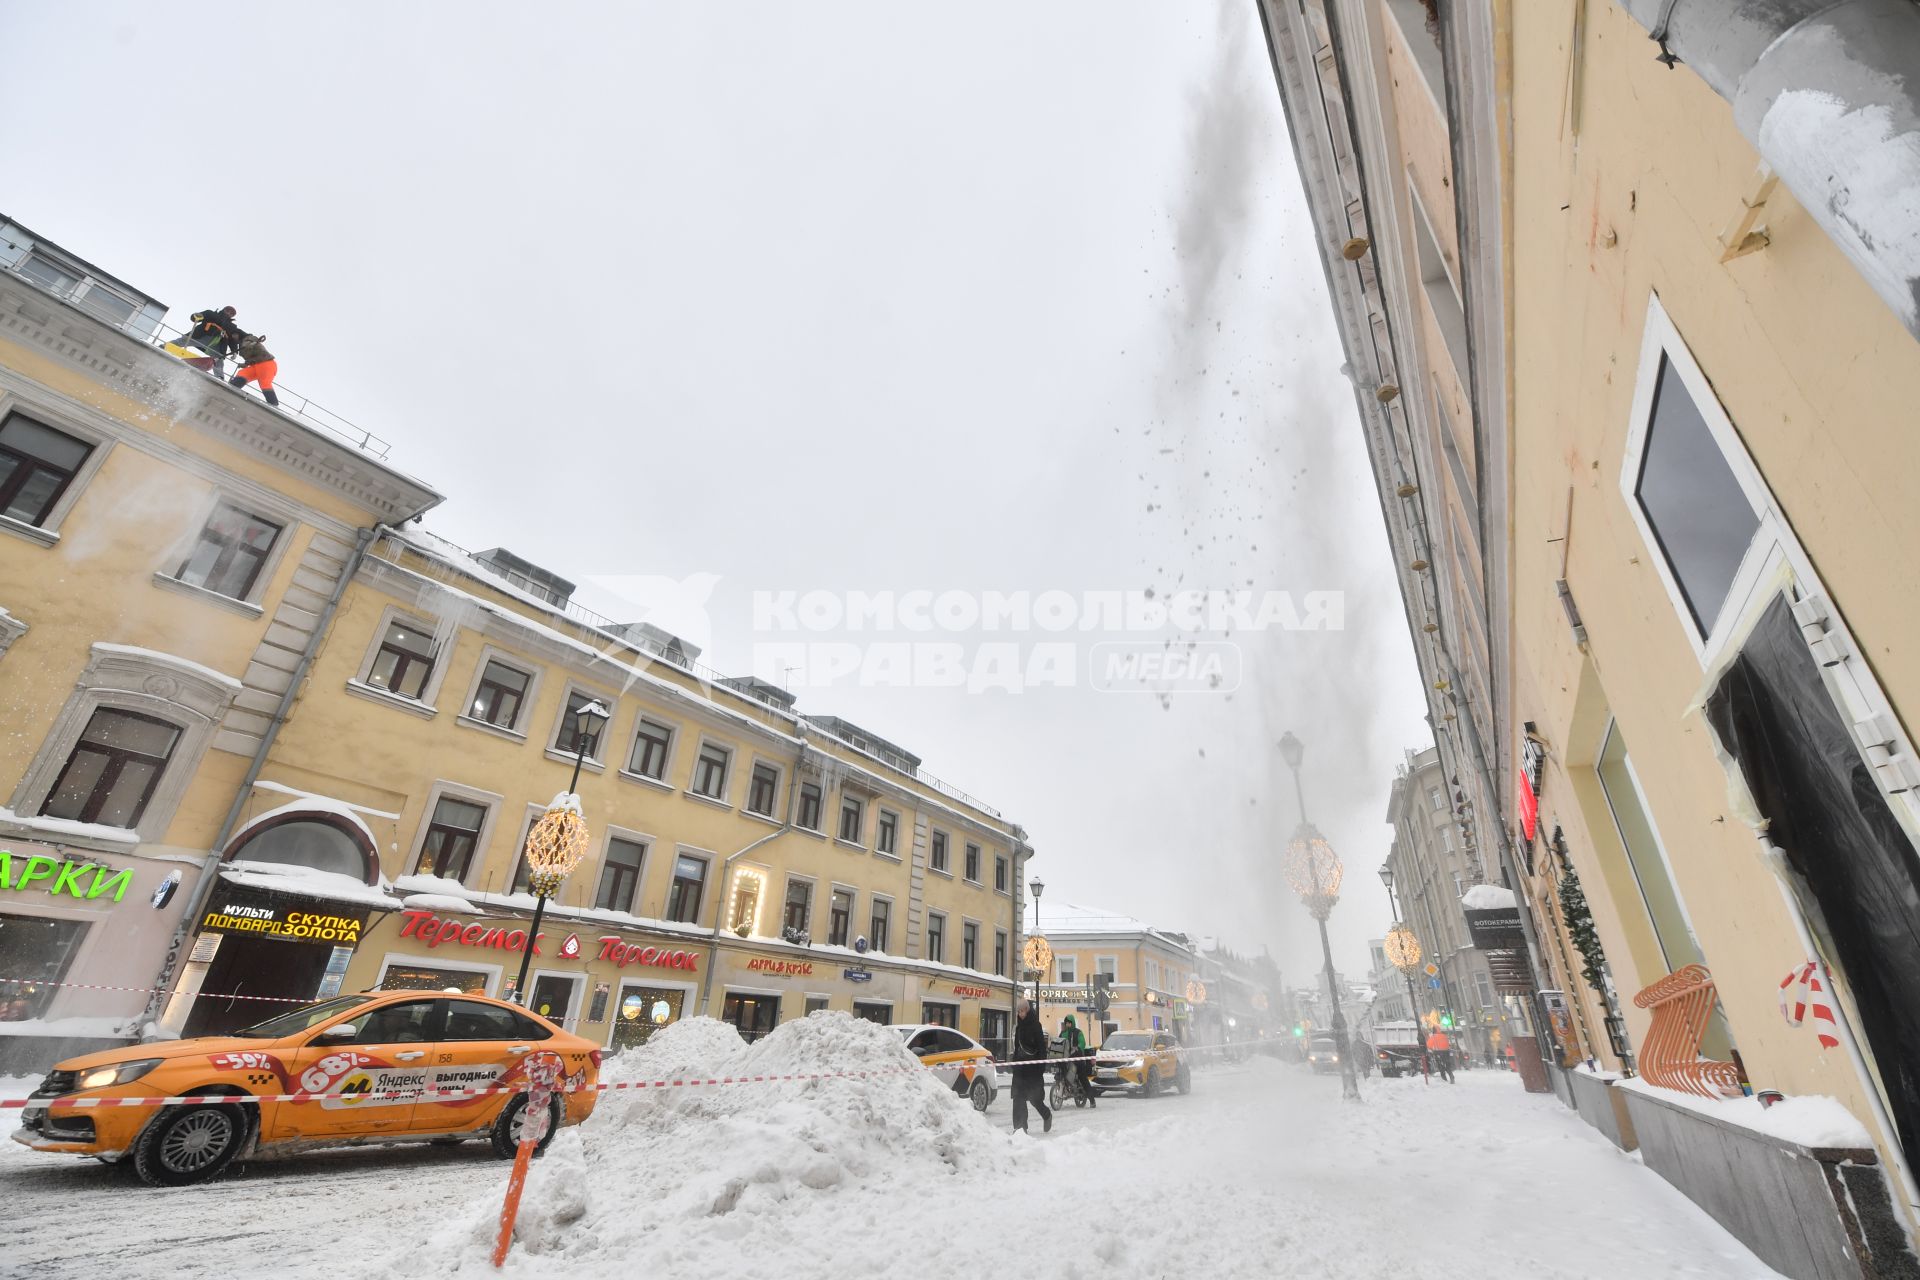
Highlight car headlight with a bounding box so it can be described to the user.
[78,1059,162,1090]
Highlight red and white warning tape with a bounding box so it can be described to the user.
[1,976,309,1005]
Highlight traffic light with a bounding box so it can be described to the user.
[1440,1012,1455,1029]
[1292,1023,1304,1037]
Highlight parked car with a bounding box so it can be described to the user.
[1306,1036,1343,1073]
[895,1023,999,1110]
[1092,1029,1190,1097]
[14,990,601,1186]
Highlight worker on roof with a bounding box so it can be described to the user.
[179,305,239,374]
[229,332,279,407]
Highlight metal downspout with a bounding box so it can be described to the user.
[139,522,390,1032]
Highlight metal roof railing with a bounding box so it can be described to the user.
[1,259,394,460]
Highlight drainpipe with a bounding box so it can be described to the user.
[697,744,805,1016]
[1617,0,1920,341]
[139,521,392,1032]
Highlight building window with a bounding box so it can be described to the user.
[691,742,731,800]
[921,1002,958,1028]
[962,922,979,970]
[1095,956,1118,980]
[174,501,281,600]
[746,762,779,817]
[853,1001,892,1025]
[554,690,608,760]
[875,809,898,855]
[368,619,436,700]
[595,836,646,914]
[930,830,949,872]
[0,412,92,528]
[469,658,532,730]
[926,912,945,964]
[0,913,89,1022]
[1427,787,1446,813]
[1146,959,1159,990]
[804,995,831,1016]
[994,929,1008,977]
[721,992,780,1044]
[870,898,891,953]
[729,868,765,934]
[980,1008,1010,1060]
[963,842,981,882]
[1473,971,1495,1009]
[784,878,813,935]
[38,708,181,828]
[416,795,488,881]
[839,795,864,844]
[1632,354,1760,638]
[628,718,673,780]
[667,853,708,923]
[828,888,853,946]
[797,782,822,831]
[1057,954,1078,984]
[995,854,1009,892]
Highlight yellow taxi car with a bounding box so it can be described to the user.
[1092,1029,1191,1098]
[895,1023,999,1110]
[13,989,601,1185]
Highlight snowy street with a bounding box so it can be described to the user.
[4,1017,1779,1279]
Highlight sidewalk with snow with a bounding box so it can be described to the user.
[2,1015,1781,1278]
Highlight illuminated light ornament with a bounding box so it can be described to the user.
[523,792,589,897]
[1283,825,1344,920]
[1185,979,1208,1004]
[1384,923,1423,974]
[1022,935,1053,974]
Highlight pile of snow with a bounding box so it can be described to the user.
[407,1013,1026,1274]
[1617,1076,1874,1149]
[1460,883,1517,911]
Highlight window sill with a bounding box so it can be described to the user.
[834,838,867,854]
[962,878,983,889]
[795,825,827,840]
[150,572,265,618]
[543,746,606,775]
[616,768,676,793]
[741,808,783,828]
[873,850,903,864]
[455,714,528,744]
[0,514,58,548]
[684,791,733,813]
[345,679,438,719]
[928,866,953,879]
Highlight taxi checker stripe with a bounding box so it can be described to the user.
[2,1042,1233,1110]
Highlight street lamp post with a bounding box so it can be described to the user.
[1379,866,1433,1079]
[511,700,609,1003]
[1279,732,1360,1102]
[1029,876,1045,1020]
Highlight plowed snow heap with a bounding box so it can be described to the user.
[433,1012,1024,1272]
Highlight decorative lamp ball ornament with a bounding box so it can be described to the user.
[1023,935,1053,974]
[524,791,590,897]
[1384,923,1423,973]
[1185,979,1208,1004]
[1283,828,1344,901]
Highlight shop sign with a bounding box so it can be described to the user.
[201,902,364,943]
[1039,984,1089,1003]
[952,984,992,999]
[1464,906,1527,952]
[745,957,813,977]
[0,850,132,902]
[843,968,873,983]
[597,937,701,972]
[400,908,545,955]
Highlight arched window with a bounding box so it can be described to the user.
[226,812,377,884]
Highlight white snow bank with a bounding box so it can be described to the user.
[1460,883,1517,910]
[0,806,139,845]
[1617,1076,1873,1149]
[220,860,402,910]
[0,1016,132,1039]
[408,1013,1026,1273]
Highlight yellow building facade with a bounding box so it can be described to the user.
[1032,904,1201,1041]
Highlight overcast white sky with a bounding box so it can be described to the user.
[2,2,1431,987]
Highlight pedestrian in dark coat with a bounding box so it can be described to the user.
[182,306,239,374]
[1010,1000,1053,1133]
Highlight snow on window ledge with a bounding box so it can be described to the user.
[0,805,140,845]
[344,678,437,719]
[150,571,264,618]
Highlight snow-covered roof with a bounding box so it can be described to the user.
[1039,901,1193,951]
[219,860,404,911]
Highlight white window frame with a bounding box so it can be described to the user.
[744,757,784,821]
[621,714,679,789]
[994,852,1010,895]
[928,828,950,875]
[826,883,857,947]
[781,873,816,936]
[1095,955,1119,980]
[375,953,501,997]
[524,969,586,1032]
[455,645,543,741]
[405,779,505,890]
[875,807,900,857]
[595,824,654,915]
[605,977,698,1049]
[924,910,947,964]
[686,736,734,806]
[795,780,825,834]
[349,604,451,717]
[963,841,982,884]
[9,643,239,841]
[546,681,618,774]
[1057,953,1078,984]
[868,893,894,953]
[154,490,298,616]
[837,793,866,849]
[961,918,981,971]
[0,389,114,547]
[1621,293,1790,667]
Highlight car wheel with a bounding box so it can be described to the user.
[1144,1068,1161,1099]
[133,1102,249,1187]
[1176,1066,1191,1095]
[970,1078,991,1112]
[491,1094,562,1160]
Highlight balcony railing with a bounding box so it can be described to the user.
[1,258,394,461]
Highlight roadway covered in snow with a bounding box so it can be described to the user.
[2,1017,1779,1278]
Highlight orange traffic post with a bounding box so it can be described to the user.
[492,1052,565,1268]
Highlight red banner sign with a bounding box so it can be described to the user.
[745,957,814,976]
[1516,770,1539,842]
[953,984,991,999]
